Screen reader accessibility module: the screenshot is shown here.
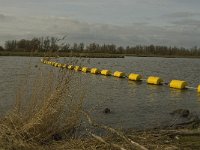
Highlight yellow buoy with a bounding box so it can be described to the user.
[113,71,125,78]
[57,63,62,68]
[101,70,111,76]
[169,80,188,89]
[74,66,81,71]
[56,63,59,67]
[128,73,142,81]
[53,63,57,67]
[91,68,100,74]
[62,64,67,68]
[198,85,200,93]
[68,65,74,70]
[82,67,90,73]
[147,76,163,85]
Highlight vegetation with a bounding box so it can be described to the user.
[0,64,83,149]
[1,37,200,57]
[0,46,4,51]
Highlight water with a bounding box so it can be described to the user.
[0,56,200,130]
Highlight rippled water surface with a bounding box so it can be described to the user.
[0,56,200,129]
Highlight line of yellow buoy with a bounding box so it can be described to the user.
[41,59,200,93]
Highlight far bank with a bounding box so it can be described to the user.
[1,50,200,58]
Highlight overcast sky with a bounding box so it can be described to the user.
[0,0,200,47]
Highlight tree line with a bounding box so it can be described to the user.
[1,37,200,56]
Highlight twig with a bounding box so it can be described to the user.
[160,129,200,136]
[82,111,148,150]
[88,131,127,150]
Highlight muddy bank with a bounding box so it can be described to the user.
[68,109,200,150]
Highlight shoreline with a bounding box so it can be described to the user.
[1,50,200,58]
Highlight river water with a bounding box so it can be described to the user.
[0,56,200,130]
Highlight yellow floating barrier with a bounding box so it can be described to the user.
[128,73,142,81]
[198,85,200,93]
[74,66,81,71]
[57,63,61,67]
[62,64,67,68]
[68,65,74,70]
[57,63,62,68]
[113,71,125,78]
[169,80,188,89]
[101,70,111,76]
[54,63,59,67]
[91,68,100,74]
[82,67,90,73]
[41,60,200,94]
[147,76,163,85]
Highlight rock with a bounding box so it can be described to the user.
[170,109,190,118]
[104,108,111,114]
[170,109,200,129]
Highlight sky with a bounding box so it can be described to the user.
[0,0,200,48]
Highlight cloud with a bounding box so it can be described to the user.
[0,14,200,48]
[171,18,200,28]
[164,12,200,18]
[0,13,15,22]
[0,14,6,20]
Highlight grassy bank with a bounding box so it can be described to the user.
[57,129,200,150]
[0,51,124,58]
[125,54,200,58]
[1,50,200,58]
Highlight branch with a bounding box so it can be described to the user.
[82,111,148,150]
[160,129,200,136]
[88,131,127,150]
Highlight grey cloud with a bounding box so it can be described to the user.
[0,13,15,21]
[171,18,200,28]
[0,15,200,48]
[0,14,6,20]
[164,12,200,18]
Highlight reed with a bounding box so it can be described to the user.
[0,59,84,149]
